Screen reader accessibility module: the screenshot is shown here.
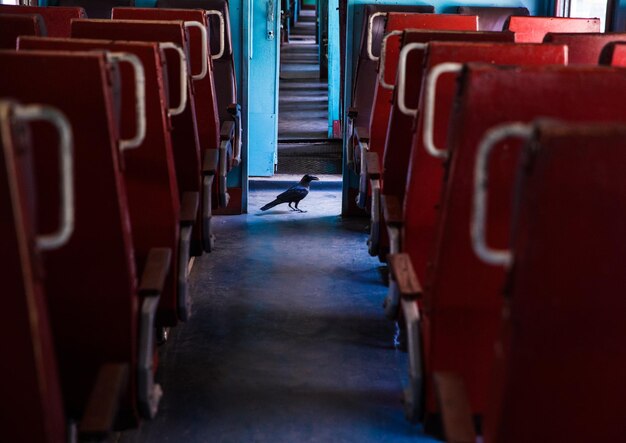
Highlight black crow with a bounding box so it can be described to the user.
[260,174,319,212]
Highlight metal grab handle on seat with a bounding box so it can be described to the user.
[378,30,402,90]
[107,52,146,151]
[206,10,226,59]
[367,12,387,61]
[396,42,426,117]
[13,104,75,251]
[423,62,463,160]
[471,122,533,267]
[184,21,209,80]
[159,43,188,116]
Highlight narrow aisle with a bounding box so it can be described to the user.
[120,187,438,442]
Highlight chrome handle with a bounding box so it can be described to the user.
[396,42,426,117]
[206,10,226,59]
[422,62,463,160]
[184,21,208,80]
[13,104,75,251]
[107,52,147,152]
[471,122,533,267]
[378,30,403,91]
[367,12,387,61]
[159,43,188,116]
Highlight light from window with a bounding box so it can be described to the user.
[569,0,608,31]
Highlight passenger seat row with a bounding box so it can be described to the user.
[346,6,626,442]
[0,3,239,441]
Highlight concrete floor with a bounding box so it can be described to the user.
[119,183,439,442]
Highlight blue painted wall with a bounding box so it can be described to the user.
[336,0,553,214]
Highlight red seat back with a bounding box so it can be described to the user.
[19,36,182,326]
[544,32,626,64]
[457,6,529,31]
[71,19,201,198]
[600,41,626,66]
[111,7,221,150]
[485,122,626,442]
[0,13,46,49]
[0,100,66,443]
[0,50,139,422]
[426,64,626,417]
[506,16,600,42]
[0,5,85,37]
[405,43,567,281]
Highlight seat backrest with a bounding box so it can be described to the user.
[381,30,513,199]
[0,13,46,49]
[599,41,626,66]
[427,64,626,416]
[71,18,202,197]
[505,16,601,42]
[0,5,86,37]
[0,49,139,419]
[404,42,567,285]
[544,32,626,64]
[351,13,478,131]
[457,6,529,31]
[111,7,222,147]
[19,36,182,325]
[57,0,132,19]
[155,0,237,120]
[486,121,626,442]
[0,100,66,443]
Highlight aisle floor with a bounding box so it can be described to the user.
[120,183,439,442]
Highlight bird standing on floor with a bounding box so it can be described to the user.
[260,174,319,212]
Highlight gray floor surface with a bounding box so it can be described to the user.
[119,186,439,442]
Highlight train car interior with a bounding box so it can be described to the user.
[3,0,626,441]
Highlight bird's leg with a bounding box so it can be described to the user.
[295,201,306,213]
[288,202,296,211]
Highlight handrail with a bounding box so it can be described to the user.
[378,30,403,90]
[422,62,463,159]
[367,12,387,62]
[471,122,533,267]
[106,52,147,151]
[396,42,426,117]
[13,103,75,251]
[184,21,208,80]
[159,43,188,116]
[206,10,225,60]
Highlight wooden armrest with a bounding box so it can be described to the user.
[365,151,381,178]
[381,194,404,225]
[180,191,199,226]
[220,120,235,141]
[355,125,370,142]
[433,372,477,443]
[138,248,172,297]
[387,253,422,299]
[203,148,219,175]
[78,363,129,440]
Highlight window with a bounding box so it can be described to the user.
[560,0,609,31]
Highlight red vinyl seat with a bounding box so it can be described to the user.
[19,36,192,326]
[456,6,529,31]
[505,16,600,42]
[0,100,67,443]
[482,121,626,443]
[0,13,46,49]
[390,64,626,425]
[600,41,626,66]
[365,30,513,260]
[71,18,209,254]
[544,32,626,64]
[0,5,86,37]
[0,50,172,426]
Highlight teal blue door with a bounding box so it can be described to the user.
[246,0,282,176]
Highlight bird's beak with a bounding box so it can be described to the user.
[311,176,319,181]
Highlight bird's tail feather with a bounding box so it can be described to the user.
[260,199,281,211]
